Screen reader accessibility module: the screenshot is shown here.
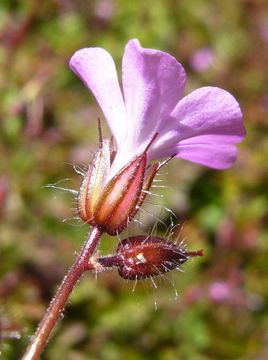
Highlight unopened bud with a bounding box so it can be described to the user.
[97,235,203,280]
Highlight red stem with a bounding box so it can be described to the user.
[22,226,103,360]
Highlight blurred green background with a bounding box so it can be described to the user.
[0,0,268,359]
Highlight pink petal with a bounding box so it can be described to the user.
[176,141,239,169]
[149,87,245,169]
[69,47,127,144]
[122,39,186,155]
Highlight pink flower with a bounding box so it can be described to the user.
[94,0,115,21]
[259,23,268,43]
[69,39,246,235]
[190,47,215,72]
[208,281,230,302]
[69,39,245,178]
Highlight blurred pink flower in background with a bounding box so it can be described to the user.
[259,23,268,43]
[259,93,268,113]
[0,176,8,217]
[190,47,215,73]
[95,0,115,21]
[208,281,231,302]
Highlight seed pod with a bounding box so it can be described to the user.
[97,235,203,280]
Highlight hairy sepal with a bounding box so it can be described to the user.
[77,139,111,224]
[94,153,148,235]
[77,136,161,235]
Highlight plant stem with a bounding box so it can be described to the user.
[22,226,103,360]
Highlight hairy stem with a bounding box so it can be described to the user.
[22,226,103,360]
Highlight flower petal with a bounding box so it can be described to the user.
[175,141,239,169]
[122,39,186,155]
[69,47,127,144]
[149,87,245,169]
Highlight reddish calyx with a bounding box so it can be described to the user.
[77,126,160,235]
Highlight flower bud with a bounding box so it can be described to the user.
[77,129,160,235]
[97,235,203,280]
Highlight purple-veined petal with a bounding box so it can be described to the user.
[121,39,186,155]
[147,87,245,169]
[69,47,127,144]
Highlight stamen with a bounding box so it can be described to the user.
[144,132,159,152]
[97,117,103,147]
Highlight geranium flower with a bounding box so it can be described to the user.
[69,39,246,235]
[70,38,245,176]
